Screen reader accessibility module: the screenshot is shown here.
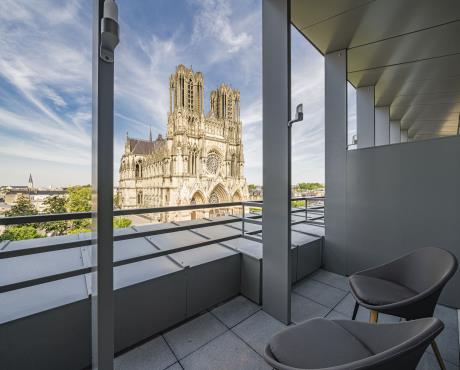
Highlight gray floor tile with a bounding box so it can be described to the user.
[211,295,261,328]
[164,312,227,360]
[310,269,350,291]
[325,310,348,320]
[114,336,176,370]
[428,326,459,365]
[293,279,348,308]
[434,304,459,331]
[232,310,287,356]
[417,352,459,370]
[291,293,329,323]
[165,363,183,370]
[180,331,270,370]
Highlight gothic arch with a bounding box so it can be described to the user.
[208,183,229,204]
[135,160,142,178]
[190,190,206,220]
[190,190,206,205]
[232,190,242,202]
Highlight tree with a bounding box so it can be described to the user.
[114,193,121,209]
[66,186,91,212]
[113,217,132,229]
[1,226,39,241]
[1,196,40,241]
[248,184,257,191]
[66,186,91,231]
[42,195,68,236]
[297,182,324,191]
[5,195,38,217]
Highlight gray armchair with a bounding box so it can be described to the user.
[264,317,443,370]
[348,247,457,369]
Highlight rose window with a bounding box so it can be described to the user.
[206,152,221,174]
[209,192,219,204]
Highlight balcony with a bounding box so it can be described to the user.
[1,203,457,369]
[115,272,458,370]
[0,200,326,370]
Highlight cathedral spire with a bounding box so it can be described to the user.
[149,126,153,142]
[28,173,34,190]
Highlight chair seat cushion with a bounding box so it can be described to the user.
[350,275,417,306]
[269,318,372,369]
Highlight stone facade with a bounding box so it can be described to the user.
[118,65,247,219]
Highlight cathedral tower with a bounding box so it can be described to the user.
[119,65,248,212]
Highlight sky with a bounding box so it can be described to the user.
[0,0,356,188]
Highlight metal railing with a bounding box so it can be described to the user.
[0,198,324,294]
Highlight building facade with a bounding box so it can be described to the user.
[118,65,247,218]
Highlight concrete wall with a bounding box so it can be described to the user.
[338,135,460,307]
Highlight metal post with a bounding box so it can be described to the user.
[305,198,308,221]
[262,0,291,324]
[92,0,117,368]
[242,203,245,236]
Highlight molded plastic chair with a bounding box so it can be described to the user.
[264,317,443,370]
[348,247,457,369]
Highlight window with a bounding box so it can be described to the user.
[206,152,221,175]
[188,78,193,110]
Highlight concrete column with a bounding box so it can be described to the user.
[401,129,408,142]
[375,106,390,146]
[324,49,347,274]
[262,0,291,324]
[356,86,375,148]
[390,120,401,144]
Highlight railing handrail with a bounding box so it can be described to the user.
[0,197,324,226]
[0,201,244,226]
[0,197,324,294]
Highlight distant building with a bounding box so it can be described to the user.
[248,185,263,200]
[2,175,66,212]
[118,65,248,220]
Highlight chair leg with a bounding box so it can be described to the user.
[431,340,446,370]
[352,302,359,320]
[369,310,379,323]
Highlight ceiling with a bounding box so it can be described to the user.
[291,0,460,140]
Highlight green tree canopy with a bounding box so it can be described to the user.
[296,182,324,191]
[113,217,132,229]
[66,186,91,230]
[5,195,37,217]
[1,226,40,241]
[66,186,91,212]
[42,195,68,236]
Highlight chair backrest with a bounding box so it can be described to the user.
[338,318,444,370]
[264,318,443,370]
[387,247,457,294]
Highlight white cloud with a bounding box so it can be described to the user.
[1,0,329,187]
[191,0,253,62]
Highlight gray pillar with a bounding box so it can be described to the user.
[401,129,408,143]
[375,106,390,146]
[324,49,347,274]
[262,0,291,324]
[390,120,401,144]
[92,0,115,368]
[356,86,375,149]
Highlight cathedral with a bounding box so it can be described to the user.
[118,65,248,219]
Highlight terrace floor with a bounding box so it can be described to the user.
[114,269,459,370]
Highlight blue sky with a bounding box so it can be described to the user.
[0,0,355,188]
